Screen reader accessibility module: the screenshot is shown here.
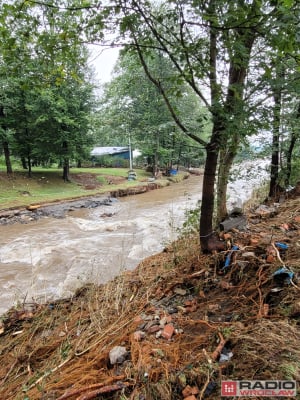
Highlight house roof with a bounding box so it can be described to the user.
[91,147,129,156]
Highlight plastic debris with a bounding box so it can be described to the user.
[219,346,233,363]
[204,381,217,396]
[275,242,289,251]
[273,267,294,284]
[109,346,128,365]
[223,245,239,271]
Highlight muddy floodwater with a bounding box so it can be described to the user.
[0,175,203,314]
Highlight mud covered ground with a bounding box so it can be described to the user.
[0,187,299,399]
[0,196,114,225]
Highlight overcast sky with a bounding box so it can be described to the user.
[88,45,120,83]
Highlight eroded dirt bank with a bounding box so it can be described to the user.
[0,179,174,226]
[0,185,299,399]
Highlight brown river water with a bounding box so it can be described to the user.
[0,175,203,315]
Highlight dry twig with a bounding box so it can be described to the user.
[211,332,226,361]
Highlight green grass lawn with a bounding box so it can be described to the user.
[0,166,152,210]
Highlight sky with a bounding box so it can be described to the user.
[88,45,120,83]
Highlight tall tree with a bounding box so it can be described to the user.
[99,0,270,251]
[97,50,208,173]
[0,0,95,178]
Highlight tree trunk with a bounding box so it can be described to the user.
[63,159,70,182]
[21,157,28,169]
[3,141,13,174]
[269,77,282,198]
[217,149,235,221]
[285,132,297,187]
[0,106,13,175]
[27,155,32,178]
[62,141,70,182]
[153,131,159,177]
[199,140,219,251]
[285,103,300,186]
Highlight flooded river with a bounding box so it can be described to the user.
[0,176,203,314]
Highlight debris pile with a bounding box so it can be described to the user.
[0,191,299,399]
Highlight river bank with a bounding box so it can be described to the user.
[0,170,191,225]
[0,184,299,399]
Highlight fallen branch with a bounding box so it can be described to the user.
[211,332,226,361]
[56,376,126,400]
[77,382,130,400]
[187,268,207,278]
[199,371,211,400]
[271,242,285,265]
[27,356,73,391]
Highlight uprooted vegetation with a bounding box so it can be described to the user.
[0,189,300,399]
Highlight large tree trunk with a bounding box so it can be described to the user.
[3,141,12,174]
[199,138,220,251]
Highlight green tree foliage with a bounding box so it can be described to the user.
[0,0,96,178]
[96,50,209,173]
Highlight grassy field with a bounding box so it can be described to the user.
[0,166,153,210]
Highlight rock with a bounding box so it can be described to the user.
[182,385,199,397]
[109,346,128,365]
[220,215,247,232]
[167,307,178,314]
[147,325,161,334]
[133,331,145,341]
[159,315,172,326]
[161,324,174,340]
[241,252,256,258]
[173,287,187,296]
[254,204,276,218]
[145,320,159,331]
